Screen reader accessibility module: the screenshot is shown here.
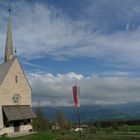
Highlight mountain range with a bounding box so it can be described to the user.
[33,102,140,122]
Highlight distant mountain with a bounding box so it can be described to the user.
[112,102,140,119]
[33,102,140,122]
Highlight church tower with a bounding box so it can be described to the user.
[0,9,36,136]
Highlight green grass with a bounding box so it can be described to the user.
[56,134,140,140]
[127,125,140,132]
[0,137,9,140]
[1,127,140,140]
[0,132,60,140]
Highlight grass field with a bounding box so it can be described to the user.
[1,126,140,140]
[0,131,140,140]
[0,132,60,140]
[127,125,140,132]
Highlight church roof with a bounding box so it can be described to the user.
[0,57,15,85]
[2,105,36,122]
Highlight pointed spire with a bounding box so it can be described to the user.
[4,8,14,62]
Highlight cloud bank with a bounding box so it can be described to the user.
[27,72,140,107]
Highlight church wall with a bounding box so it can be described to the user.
[0,126,14,135]
[0,58,32,106]
[20,124,32,132]
[0,106,3,128]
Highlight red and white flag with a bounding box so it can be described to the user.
[72,85,80,107]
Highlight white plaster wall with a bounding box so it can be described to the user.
[20,124,32,132]
[0,126,14,135]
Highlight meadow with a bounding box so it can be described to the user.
[0,132,59,140]
[0,129,140,140]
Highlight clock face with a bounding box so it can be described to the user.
[12,94,21,104]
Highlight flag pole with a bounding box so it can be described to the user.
[77,105,81,138]
[72,83,81,138]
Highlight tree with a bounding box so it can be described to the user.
[33,105,50,131]
[55,111,71,130]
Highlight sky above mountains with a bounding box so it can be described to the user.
[0,0,140,106]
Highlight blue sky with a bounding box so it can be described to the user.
[1,0,140,106]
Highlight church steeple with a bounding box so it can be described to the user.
[4,8,14,62]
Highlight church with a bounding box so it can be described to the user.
[0,12,36,135]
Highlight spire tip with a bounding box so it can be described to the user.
[8,0,12,15]
[8,8,11,13]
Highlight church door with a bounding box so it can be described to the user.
[14,121,20,132]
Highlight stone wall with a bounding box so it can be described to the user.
[0,58,32,132]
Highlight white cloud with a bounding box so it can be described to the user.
[0,0,138,107]
[27,72,140,107]
[0,1,140,69]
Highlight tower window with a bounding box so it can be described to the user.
[15,75,18,83]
